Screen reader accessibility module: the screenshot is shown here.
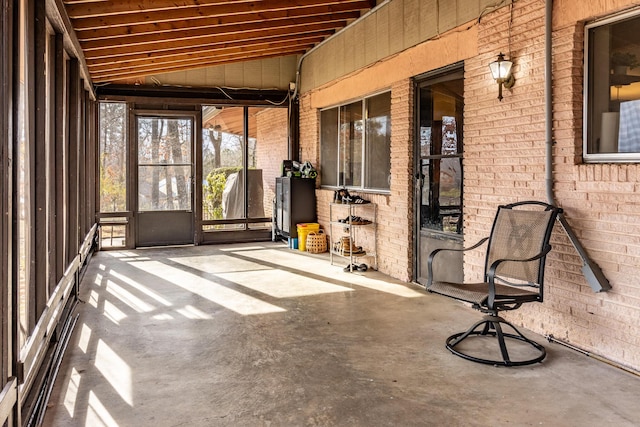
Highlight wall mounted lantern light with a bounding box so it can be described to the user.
[489,52,515,101]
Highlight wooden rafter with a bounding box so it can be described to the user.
[62,0,376,84]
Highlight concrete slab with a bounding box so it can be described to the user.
[44,242,640,426]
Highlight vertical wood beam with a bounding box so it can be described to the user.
[67,59,79,261]
[54,34,66,283]
[47,31,56,294]
[34,0,48,317]
[1,0,15,394]
[78,87,86,238]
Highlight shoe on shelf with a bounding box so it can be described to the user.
[336,188,352,204]
[350,216,372,225]
[340,236,366,255]
[351,195,370,204]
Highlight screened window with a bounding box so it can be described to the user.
[99,102,127,212]
[320,92,391,190]
[585,9,640,162]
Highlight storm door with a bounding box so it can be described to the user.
[415,67,465,285]
[135,114,195,246]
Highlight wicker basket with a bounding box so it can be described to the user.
[306,230,327,253]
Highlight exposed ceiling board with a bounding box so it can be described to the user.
[62,0,376,84]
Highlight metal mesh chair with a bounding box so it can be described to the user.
[426,201,562,366]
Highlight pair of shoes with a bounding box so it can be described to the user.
[339,236,366,255]
[351,216,371,225]
[338,215,372,225]
[343,263,368,272]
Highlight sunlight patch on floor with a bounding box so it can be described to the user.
[108,269,173,307]
[239,248,329,271]
[86,390,119,427]
[239,248,424,298]
[106,251,138,258]
[344,276,424,298]
[169,254,271,274]
[105,279,155,313]
[88,290,100,308]
[176,305,213,320]
[63,367,81,418]
[128,260,286,316]
[219,245,267,252]
[94,339,133,406]
[103,300,127,324]
[218,269,354,298]
[77,323,92,354]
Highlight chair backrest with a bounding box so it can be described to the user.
[484,201,561,291]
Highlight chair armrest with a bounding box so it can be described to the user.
[485,244,552,308]
[426,237,489,289]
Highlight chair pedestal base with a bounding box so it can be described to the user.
[445,315,546,366]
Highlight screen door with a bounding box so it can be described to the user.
[135,115,194,246]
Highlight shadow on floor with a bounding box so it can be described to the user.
[44,242,640,426]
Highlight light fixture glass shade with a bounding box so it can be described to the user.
[489,53,513,81]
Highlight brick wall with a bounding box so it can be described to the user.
[256,108,289,217]
[298,0,640,371]
[465,0,640,370]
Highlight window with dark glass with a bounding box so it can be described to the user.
[585,9,640,161]
[320,92,391,191]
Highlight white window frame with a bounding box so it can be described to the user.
[583,7,640,163]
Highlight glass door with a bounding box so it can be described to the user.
[415,68,465,285]
[135,114,195,246]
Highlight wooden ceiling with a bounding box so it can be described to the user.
[63,0,376,84]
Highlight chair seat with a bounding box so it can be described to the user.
[428,281,540,306]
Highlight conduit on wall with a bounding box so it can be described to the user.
[545,0,611,292]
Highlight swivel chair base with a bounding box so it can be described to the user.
[445,315,546,366]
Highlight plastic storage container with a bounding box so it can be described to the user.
[296,223,320,251]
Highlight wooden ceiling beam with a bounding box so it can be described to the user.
[63,0,377,84]
[86,31,327,64]
[76,7,361,41]
[83,26,335,59]
[91,43,320,76]
[80,19,344,51]
[92,48,308,82]
[69,0,372,30]
[65,0,364,19]
[87,39,319,73]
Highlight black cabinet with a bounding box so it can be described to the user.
[274,177,316,239]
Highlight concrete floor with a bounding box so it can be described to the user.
[44,242,640,426]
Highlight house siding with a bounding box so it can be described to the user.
[299,0,640,371]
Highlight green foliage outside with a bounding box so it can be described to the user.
[100,153,126,212]
[203,166,242,220]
